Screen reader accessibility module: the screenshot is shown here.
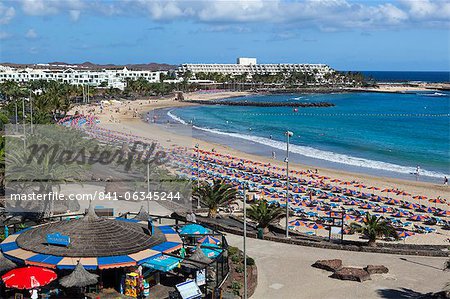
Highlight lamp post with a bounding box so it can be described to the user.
[195,143,201,209]
[22,97,26,149]
[242,183,255,299]
[147,160,150,213]
[285,131,293,238]
[243,183,247,299]
[30,91,33,134]
[15,100,18,132]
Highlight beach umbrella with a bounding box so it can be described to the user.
[340,182,353,186]
[396,191,411,200]
[428,198,446,208]
[179,224,211,235]
[59,262,99,288]
[2,266,57,290]
[392,211,408,218]
[370,195,383,202]
[308,222,324,235]
[354,184,366,192]
[343,214,356,222]
[374,206,391,213]
[200,245,223,259]
[385,199,400,205]
[397,231,414,239]
[409,214,429,221]
[360,203,375,210]
[198,236,221,245]
[309,223,324,230]
[330,179,341,183]
[289,220,307,227]
[437,210,450,217]
[402,203,419,210]
[413,195,427,205]
[0,252,17,273]
[367,186,380,191]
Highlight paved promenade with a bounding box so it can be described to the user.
[225,234,448,299]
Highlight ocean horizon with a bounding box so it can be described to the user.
[162,90,450,183]
[360,71,450,83]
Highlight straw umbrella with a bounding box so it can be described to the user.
[133,205,151,221]
[183,245,213,269]
[59,262,99,288]
[0,252,17,273]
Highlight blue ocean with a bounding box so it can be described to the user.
[361,71,450,83]
[166,91,450,182]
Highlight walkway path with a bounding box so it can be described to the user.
[225,234,448,299]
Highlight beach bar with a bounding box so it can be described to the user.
[0,206,230,298]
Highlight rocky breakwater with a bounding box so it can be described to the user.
[183,99,335,108]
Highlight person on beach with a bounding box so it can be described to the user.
[272,151,276,159]
[444,176,448,186]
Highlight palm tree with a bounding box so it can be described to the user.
[192,180,237,218]
[350,213,398,247]
[247,200,284,235]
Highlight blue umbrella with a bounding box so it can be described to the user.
[200,245,223,259]
[179,224,211,235]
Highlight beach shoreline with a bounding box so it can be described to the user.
[83,90,449,195]
[73,90,450,245]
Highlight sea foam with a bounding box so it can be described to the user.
[167,110,449,179]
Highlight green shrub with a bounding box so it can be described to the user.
[228,246,239,256]
[231,255,241,264]
[235,265,244,273]
[247,257,255,266]
[232,282,241,290]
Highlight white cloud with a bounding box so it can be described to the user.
[21,0,58,16]
[0,3,15,24]
[25,28,38,39]
[20,0,84,16]
[69,10,81,21]
[0,31,11,40]
[13,0,450,30]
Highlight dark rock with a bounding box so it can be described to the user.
[365,265,389,274]
[311,259,343,272]
[330,267,371,282]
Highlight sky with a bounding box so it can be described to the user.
[0,0,449,71]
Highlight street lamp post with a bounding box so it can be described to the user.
[242,183,255,299]
[147,161,150,213]
[22,97,26,148]
[285,131,293,238]
[15,100,18,132]
[30,92,33,134]
[195,143,201,209]
[243,183,247,299]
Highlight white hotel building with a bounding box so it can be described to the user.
[178,57,335,82]
[0,65,164,90]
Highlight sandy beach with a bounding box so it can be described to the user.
[351,82,450,93]
[72,90,450,245]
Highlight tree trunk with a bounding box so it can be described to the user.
[208,208,217,218]
[367,239,376,247]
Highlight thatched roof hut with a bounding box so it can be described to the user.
[0,251,17,273]
[182,246,213,269]
[59,262,99,288]
[14,207,166,257]
[133,206,150,221]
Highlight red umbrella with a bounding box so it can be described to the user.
[2,266,57,290]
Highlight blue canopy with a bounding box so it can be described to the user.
[27,254,63,265]
[179,224,210,235]
[142,255,182,272]
[0,242,19,252]
[200,246,222,259]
